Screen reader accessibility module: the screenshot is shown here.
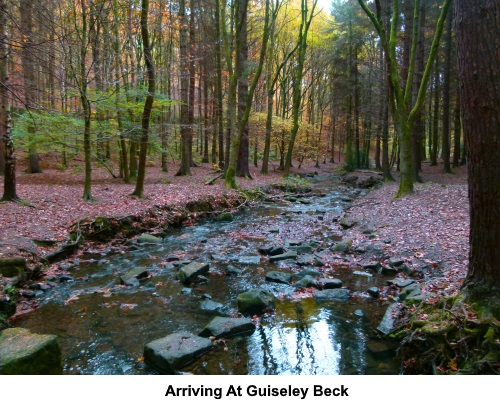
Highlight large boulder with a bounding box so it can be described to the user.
[0,257,26,278]
[144,332,213,374]
[178,262,210,284]
[237,289,276,315]
[0,328,62,374]
[199,317,256,338]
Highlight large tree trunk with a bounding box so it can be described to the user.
[113,0,129,183]
[456,0,500,296]
[79,0,93,201]
[176,0,192,176]
[131,0,155,197]
[215,0,224,167]
[441,3,453,174]
[21,0,42,174]
[1,0,19,201]
[236,0,251,179]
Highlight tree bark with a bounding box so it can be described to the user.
[1,0,19,201]
[456,0,500,295]
[21,0,42,174]
[131,0,155,197]
[441,3,453,174]
[176,0,192,176]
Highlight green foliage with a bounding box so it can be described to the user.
[4,285,17,298]
[13,111,83,154]
[279,175,311,193]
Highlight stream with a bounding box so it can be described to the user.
[12,174,400,375]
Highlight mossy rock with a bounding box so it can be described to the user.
[237,289,276,315]
[0,257,26,278]
[331,238,353,253]
[215,212,233,222]
[0,328,62,374]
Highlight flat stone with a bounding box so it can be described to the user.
[367,287,380,298]
[178,262,210,284]
[199,316,256,338]
[296,268,322,278]
[265,271,293,284]
[389,257,404,267]
[0,328,62,374]
[387,278,416,288]
[354,309,364,317]
[269,251,297,263]
[225,265,243,275]
[238,256,261,265]
[313,289,350,302]
[398,283,421,300]
[137,234,163,244]
[318,278,342,289]
[119,268,149,285]
[377,303,401,335]
[237,289,276,315]
[288,245,313,254]
[362,261,382,271]
[294,275,318,289]
[286,239,302,247]
[198,300,224,314]
[181,287,192,295]
[354,245,367,254]
[406,293,437,304]
[313,257,325,267]
[296,254,315,266]
[144,332,213,374]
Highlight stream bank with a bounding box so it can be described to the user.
[2,171,407,375]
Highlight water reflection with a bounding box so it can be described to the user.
[248,302,341,374]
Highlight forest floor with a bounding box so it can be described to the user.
[0,157,330,260]
[1,156,469,303]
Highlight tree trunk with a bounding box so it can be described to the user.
[113,0,129,183]
[456,0,500,296]
[236,0,251,179]
[441,3,453,174]
[21,0,42,174]
[176,0,192,176]
[131,0,155,197]
[452,82,461,167]
[1,0,19,201]
[284,0,318,177]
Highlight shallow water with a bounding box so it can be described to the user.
[13,175,400,375]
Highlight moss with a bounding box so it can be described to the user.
[483,326,497,343]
